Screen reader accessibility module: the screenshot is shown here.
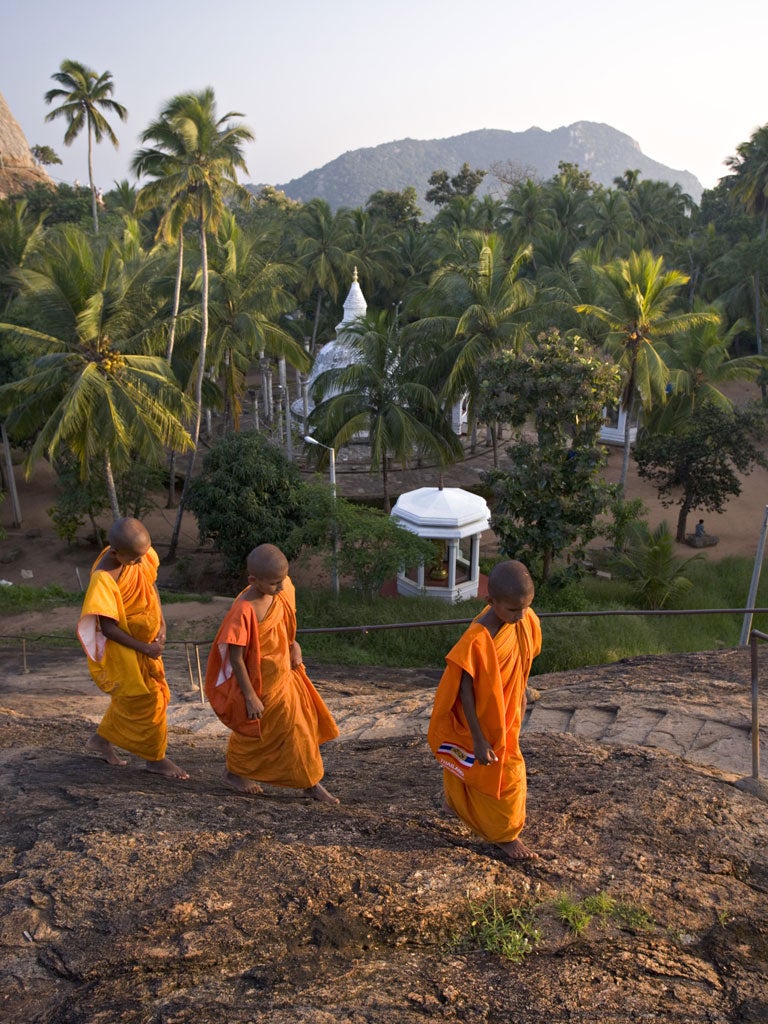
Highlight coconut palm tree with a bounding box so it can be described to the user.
[0,225,193,518]
[0,199,47,310]
[44,60,127,234]
[132,88,254,558]
[292,199,354,353]
[308,310,462,512]
[204,213,309,431]
[577,250,717,489]
[648,312,768,431]
[725,124,768,382]
[408,231,536,428]
[585,189,633,258]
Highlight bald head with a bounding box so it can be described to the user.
[247,544,289,579]
[487,560,535,603]
[108,517,151,558]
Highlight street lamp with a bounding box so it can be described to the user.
[304,436,339,597]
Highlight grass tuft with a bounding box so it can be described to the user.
[460,892,541,962]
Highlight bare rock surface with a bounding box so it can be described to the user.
[1,647,767,1023]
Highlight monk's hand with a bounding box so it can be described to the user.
[474,737,498,766]
[245,694,265,720]
[145,639,164,658]
[290,641,303,668]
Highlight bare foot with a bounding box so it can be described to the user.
[145,757,190,780]
[306,782,340,805]
[86,733,127,767]
[440,798,456,818]
[496,838,539,862]
[223,770,264,795]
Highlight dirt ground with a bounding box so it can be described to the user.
[0,647,767,1024]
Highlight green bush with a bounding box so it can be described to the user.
[187,432,323,576]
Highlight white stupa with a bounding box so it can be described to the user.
[292,269,367,422]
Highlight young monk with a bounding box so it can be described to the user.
[427,560,542,862]
[77,517,189,780]
[205,543,340,803]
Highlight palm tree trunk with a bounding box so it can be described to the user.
[87,123,98,234]
[310,292,323,354]
[104,455,120,519]
[542,546,553,582]
[758,212,766,400]
[167,233,184,362]
[167,218,209,561]
[382,457,390,514]
[619,395,635,492]
[166,234,185,509]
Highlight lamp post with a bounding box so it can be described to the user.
[304,435,339,597]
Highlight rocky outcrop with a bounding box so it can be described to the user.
[0,91,53,199]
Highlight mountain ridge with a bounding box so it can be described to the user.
[266,120,703,211]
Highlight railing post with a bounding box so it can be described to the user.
[750,632,761,780]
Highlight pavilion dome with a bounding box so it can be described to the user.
[391,487,491,540]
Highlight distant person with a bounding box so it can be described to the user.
[206,544,339,803]
[77,517,189,779]
[428,560,542,862]
[695,519,705,538]
[96,187,105,208]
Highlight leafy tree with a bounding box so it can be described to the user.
[0,225,194,517]
[249,185,302,213]
[633,401,768,541]
[47,453,162,545]
[48,453,109,545]
[31,145,62,166]
[17,182,92,227]
[186,431,313,575]
[44,59,127,233]
[601,494,647,553]
[612,521,702,609]
[332,499,436,602]
[481,329,622,583]
[426,163,486,206]
[577,249,717,489]
[309,310,462,512]
[365,187,422,227]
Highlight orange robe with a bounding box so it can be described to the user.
[206,577,339,789]
[76,547,169,762]
[427,608,541,844]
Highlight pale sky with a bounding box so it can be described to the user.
[2,0,765,195]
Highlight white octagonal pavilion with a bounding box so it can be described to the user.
[391,486,491,602]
